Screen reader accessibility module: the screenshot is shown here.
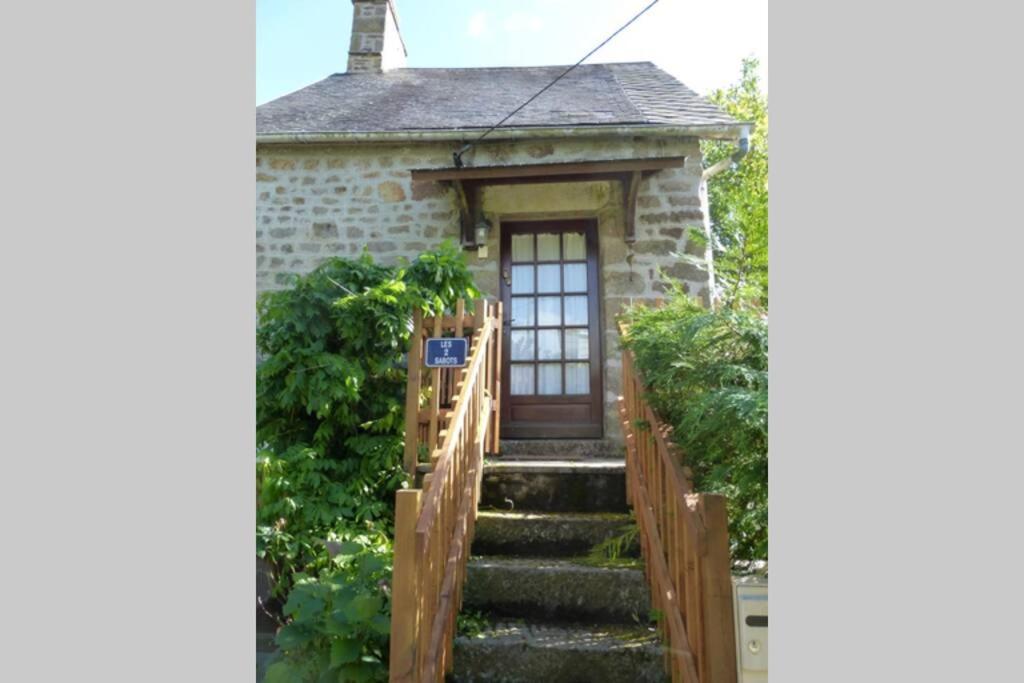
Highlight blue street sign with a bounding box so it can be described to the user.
[424,337,468,368]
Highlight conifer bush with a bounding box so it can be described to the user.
[621,284,767,562]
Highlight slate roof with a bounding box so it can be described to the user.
[256,62,739,136]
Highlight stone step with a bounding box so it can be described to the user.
[451,619,667,683]
[472,510,638,558]
[463,556,650,623]
[480,460,628,513]
[499,439,625,459]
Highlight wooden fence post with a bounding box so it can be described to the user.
[698,494,739,683]
[491,300,502,455]
[389,488,423,683]
[403,309,424,479]
[427,310,444,459]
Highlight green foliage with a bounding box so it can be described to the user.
[621,286,767,561]
[257,242,480,682]
[586,524,640,567]
[263,532,392,683]
[456,609,490,639]
[702,57,768,309]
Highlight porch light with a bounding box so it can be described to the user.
[475,217,492,246]
[474,217,492,259]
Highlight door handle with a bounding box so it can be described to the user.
[502,269,511,286]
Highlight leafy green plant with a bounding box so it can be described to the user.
[621,285,767,561]
[701,56,768,309]
[263,533,392,683]
[257,242,480,681]
[456,609,490,639]
[586,523,640,566]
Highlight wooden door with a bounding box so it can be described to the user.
[500,219,603,439]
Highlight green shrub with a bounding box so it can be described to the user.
[263,532,392,683]
[621,284,767,561]
[257,242,480,682]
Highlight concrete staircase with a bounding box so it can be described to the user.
[451,454,667,683]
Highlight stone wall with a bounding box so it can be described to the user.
[256,135,711,441]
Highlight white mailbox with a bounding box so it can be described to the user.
[733,575,768,682]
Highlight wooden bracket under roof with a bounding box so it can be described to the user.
[410,156,686,246]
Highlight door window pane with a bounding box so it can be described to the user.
[511,297,535,327]
[511,330,535,360]
[564,295,588,325]
[537,264,560,293]
[511,265,534,294]
[537,297,561,326]
[563,263,587,292]
[565,363,590,394]
[537,233,560,261]
[510,365,534,395]
[511,234,533,262]
[563,232,586,260]
[537,330,561,360]
[538,363,562,395]
[564,329,589,360]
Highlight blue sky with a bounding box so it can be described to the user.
[257,0,767,105]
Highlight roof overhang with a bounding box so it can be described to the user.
[255,123,748,145]
[410,156,688,246]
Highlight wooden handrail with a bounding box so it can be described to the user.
[618,321,738,683]
[389,298,502,683]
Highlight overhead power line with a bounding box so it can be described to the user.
[452,0,661,168]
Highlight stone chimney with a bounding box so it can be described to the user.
[347,0,407,73]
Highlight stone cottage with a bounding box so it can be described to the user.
[256,0,748,445]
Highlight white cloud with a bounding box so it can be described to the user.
[467,11,488,39]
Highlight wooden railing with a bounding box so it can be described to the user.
[389,298,502,683]
[619,322,738,683]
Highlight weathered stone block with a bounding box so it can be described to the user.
[666,194,700,207]
[411,180,446,200]
[662,260,707,281]
[632,239,676,255]
[603,271,646,296]
[312,222,338,238]
[268,158,296,170]
[637,195,661,209]
[377,181,406,202]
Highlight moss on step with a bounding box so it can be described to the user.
[463,556,651,623]
[452,619,667,683]
[473,510,639,558]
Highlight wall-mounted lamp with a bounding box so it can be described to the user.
[475,217,492,245]
[475,217,492,259]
